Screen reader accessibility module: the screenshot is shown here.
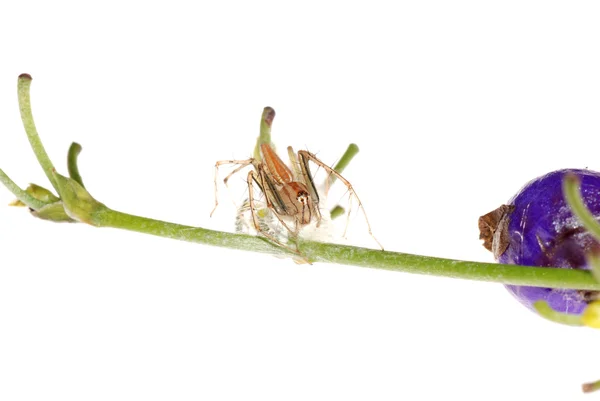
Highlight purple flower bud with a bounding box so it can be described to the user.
[479,169,600,315]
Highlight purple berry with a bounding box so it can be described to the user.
[479,169,600,315]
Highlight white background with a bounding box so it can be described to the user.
[1,1,600,400]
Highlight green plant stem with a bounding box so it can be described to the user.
[17,74,59,193]
[67,142,85,188]
[563,174,600,285]
[330,205,345,219]
[330,143,359,185]
[253,107,275,160]
[533,301,583,326]
[0,168,46,210]
[582,379,600,394]
[7,74,600,294]
[329,144,359,217]
[86,206,600,290]
[95,208,289,255]
[563,173,600,241]
[588,252,600,284]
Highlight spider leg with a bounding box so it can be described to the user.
[297,150,383,250]
[256,165,297,237]
[247,170,301,255]
[286,146,302,181]
[296,151,323,227]
[210,158,255,217]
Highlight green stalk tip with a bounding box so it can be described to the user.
[563,174,600,241]
[332,143,359,175]
[17,73,59,193]
[582,379,600,393]
[533,300,583,326]
[254,106,276,160]
[67,142,85,188]
[329,143,360,188]
[330,205,345,219]
[263,106,275,127]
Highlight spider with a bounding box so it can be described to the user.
[211,142,383,255]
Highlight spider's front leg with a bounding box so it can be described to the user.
[246,170,301,255]
[255,165,297,237]
[210,158,255,217]
[297,150,383,250]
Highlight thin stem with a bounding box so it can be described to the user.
[87,206,600,290]
[67,142,85,188]
[329,144,359,216]
[582,379,600,394]
[299,240,599,289]
[588,252,600,284]
[330,205,345,219]
[7,75,600,295]
[331,143,359,184]
[563,173,600,241]
[533,301,583,326]
[94,208,289,256]
[0,168,47,210]
[253,107,275,161]
[17,74,59,193]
